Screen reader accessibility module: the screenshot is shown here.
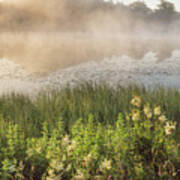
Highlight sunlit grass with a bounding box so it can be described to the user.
[0,90,179,179]
[0,84,179,140]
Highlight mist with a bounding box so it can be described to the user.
[0,0,180,75]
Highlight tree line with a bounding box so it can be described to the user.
[0,0,179,33]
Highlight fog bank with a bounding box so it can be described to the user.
[0,0,179,93]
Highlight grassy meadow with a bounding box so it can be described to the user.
[0,84,179,179]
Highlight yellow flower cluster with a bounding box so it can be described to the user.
[83,153,93,166]
[165,122,176,135]
[67,140,77,154]
[74,169,85,180]
[159,115,167,122]
[154,106,161,116]
[130,96,176,136]
[100,159,112,171]
[132,110,140,121]
[61,135,70,147]
[143,104,152,119]
[131,96,142,107]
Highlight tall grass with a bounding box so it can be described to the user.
[0,84,179,140]
[0,87,179,179]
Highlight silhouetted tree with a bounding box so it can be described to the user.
[129,1,152,18]
[155,0,176,22]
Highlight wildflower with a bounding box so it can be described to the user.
[74,175,84,180]
[154,106,161,116]
[143,104,151,115]
[48,169,55,177]
[76,169,83,176]
[46,176,55,180]
[71,140,77,148]
[100,159,112,171]
[67,140,77,153]
[143,104,152,119]
[61,135,69,146]
[125,113,130,121]
[131,96,141,107]
[66,164,72,171]
[132,110,140,121]
[49,159,63,171]
[83,153,93,166]
[146,112,152,119]
[35,144,42,154]
[159,115,167,123]
[165,122,176,135]
[74,169,85,180]
[94,175,104,180]
[49,159,57,168]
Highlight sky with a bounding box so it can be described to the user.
[117,0,180,11]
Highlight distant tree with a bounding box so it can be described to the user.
[126,1,152,32]
[157,0,175,12]
[129,1,152,17]
[150,0,179,32]
[155,0,177,22]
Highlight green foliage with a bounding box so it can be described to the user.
[0,84,179,139]
[0,92,179,179]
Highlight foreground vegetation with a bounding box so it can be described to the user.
[0,84,179,179]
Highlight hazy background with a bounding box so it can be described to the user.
[1,0,180,33]
[0,0,180,75]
